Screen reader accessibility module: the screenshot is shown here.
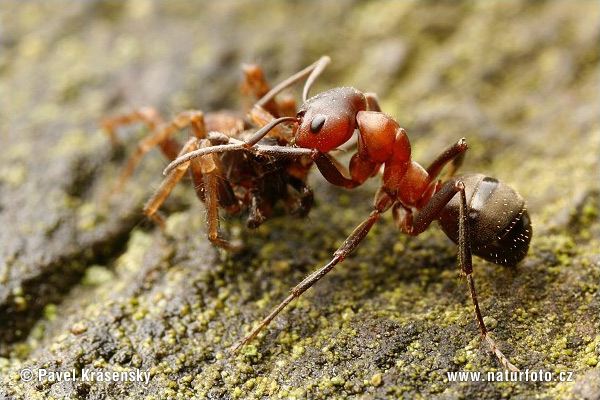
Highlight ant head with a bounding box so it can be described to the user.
[294,87,367,152]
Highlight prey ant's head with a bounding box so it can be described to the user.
[294,87,367,153]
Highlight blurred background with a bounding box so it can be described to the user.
[1,2,598,399]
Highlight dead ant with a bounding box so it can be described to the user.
[160,56,532,371]
[101,59,329,250]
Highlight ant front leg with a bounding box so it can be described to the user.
[393,181,519,372]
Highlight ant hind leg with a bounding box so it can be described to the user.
[425,138,468,181]
[392,180,519,371]
[455,180,519,372]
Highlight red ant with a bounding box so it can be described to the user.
[106,57,532,371]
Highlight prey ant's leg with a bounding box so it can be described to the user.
[231,209,381,353]
[107,110,205,195]
[189,138,241,251]
[425,138,468,181]
[287,176,314,217]
[188,126,242,217]
[242,63,279,117]
[101,107,165,145]
[242,64,271,100]
[242,64,298,117]
[143,138,199,230]
[143,132,242,244]
[201,161,240,251]
[246,187,272,229]
[393,181,519,371]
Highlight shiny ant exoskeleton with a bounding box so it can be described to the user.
[106,57,532,371]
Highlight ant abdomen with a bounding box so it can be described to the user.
[438,174,532,266]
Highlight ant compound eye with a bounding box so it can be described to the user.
[310,114,326,134]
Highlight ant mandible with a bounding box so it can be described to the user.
[137,56,532,371]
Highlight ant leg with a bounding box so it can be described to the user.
[364,92,382,112]
[311,151,363,189]
[189,138,241,250]
[240,144,364,190]
[101,107,165,145]
[454,181,519,372]
[145,137,240,249]
[242,63,281,117]
[288,177,314,217]
[393,181,519,371]
[425,138,468,180]
[202,162,241,251]
[246,187,272,229]
[143,138,200,230]
[247,147,363,189]
[242,63,271,100]
[108,110,206,195]
[231,209,381,353]
[187,145,241,217]
[167,141,363,191]
[259,146,366,190]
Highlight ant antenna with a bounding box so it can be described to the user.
[162,116,297,175]
[256,56,331,108]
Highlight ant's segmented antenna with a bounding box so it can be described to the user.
[302,56,330,102]
[162,116,297,175]
[256,56,331,108]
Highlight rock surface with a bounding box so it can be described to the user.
[1,2,598,399]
